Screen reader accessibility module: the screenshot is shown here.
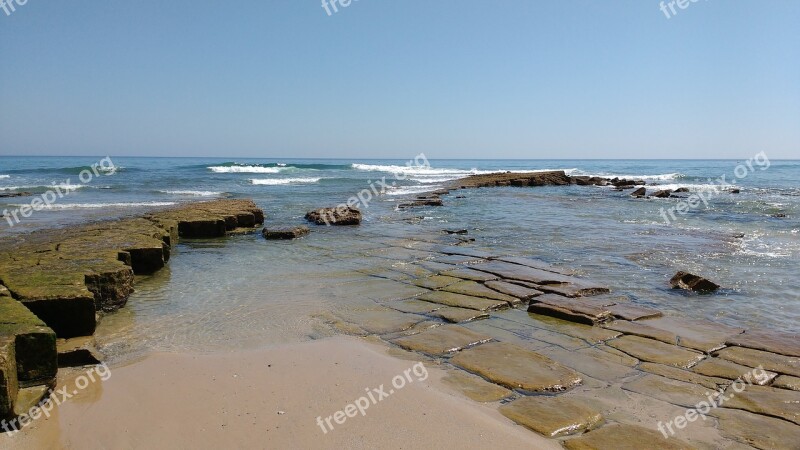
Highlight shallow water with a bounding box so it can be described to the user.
[1,157,797,358]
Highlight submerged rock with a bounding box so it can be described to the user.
[305,206,362,225]
[670,271,720,293]
[0,192,32,198]
[500,396,603,437]
[262,226,310,240]
[630,187,647,198]
[451,341,583,392]
[652,189,672,198]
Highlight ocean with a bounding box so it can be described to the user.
[1,156,797,359]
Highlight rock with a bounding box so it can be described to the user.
[418,291,508,311]
[440,281,520,305]
[715,346,800,377]
[0,297,58,386]
[442,229,468,235]
[772,213,786,218]
[492,256,575,275]
[334,308,423,335]
[673,187,690,193]
[653,189,673,198]
[606,335,705,368]
[441,371,511,402]
[623,374,715,408]
[638,362,728,390]
[730,188,741,194]
[305,206,362,225]
[430,307,489,323]
[408,275,461,290]
[711,408,800,450]
[439,268,499,282]
[604,317,743,353]
[528,294,613,325]
[721,384,800,425]
[691,358,777,385]
[0,336,18,417]
[397,198,443,209]
[562,423,695,450]
[57,337,103,367]
[499,396,603,437]
[392,324,492,356]
[451,341,583,392]
[484,280,542,301]
[607,304,663,321]
[773,375,800,391]
[630,187,647,198]
[0,192,32,198]
[670,271,720,293]
[262,226,310,240]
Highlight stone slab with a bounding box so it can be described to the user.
[451,341,582,392]
[715,346,800,377]
[725,330,800,358]
[607,335,705,369]
[392,325,492,356]
[418,291,507,311]
[562,423,695,450]
[440,371,511,402]
[499,396,603,437]
[691,358,777,385]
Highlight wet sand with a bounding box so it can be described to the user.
[3,336,557,449]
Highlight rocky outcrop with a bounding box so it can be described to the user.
[670,271,720,293]
[262,226,310,240]
[652,189,672,198]
[0,199,265,340]
[305,206,362,225]
[630,187,647,198]
[0,192,32,198]
[0,296,57,419]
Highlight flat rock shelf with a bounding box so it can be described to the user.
[0,199,264,419]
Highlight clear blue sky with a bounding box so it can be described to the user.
[1,0,798,159]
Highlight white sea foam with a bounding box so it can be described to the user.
[160,190,222,197]
[642,183,732,192]
[385,185,443,196]
[250,178,321,185]
[0,175,9,179]
[209,165,284,174]
[11,202,176,210]
[0,184,85,191]
[574,171,685,181]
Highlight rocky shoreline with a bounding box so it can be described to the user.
[1,175,798,448]
[0,199,264,419]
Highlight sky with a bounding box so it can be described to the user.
[0,0,798,159]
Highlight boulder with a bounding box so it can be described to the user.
[397,198,443,208]
[670,271,720,293]
[305,206,362,225]
[262,226,310,240]
[673,187,690,193]
[652,189,672,198]
[0,192,32,198]
[630,187,647,198]
[730,188,741,194]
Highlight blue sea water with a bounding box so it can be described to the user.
[1,156,798,349]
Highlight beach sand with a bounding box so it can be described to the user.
[3,336,556,449]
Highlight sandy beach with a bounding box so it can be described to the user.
[3,336,558,449]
